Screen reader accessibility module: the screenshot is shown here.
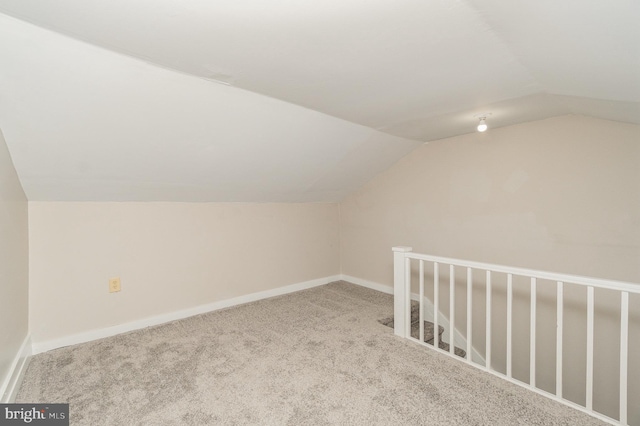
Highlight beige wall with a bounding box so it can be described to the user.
[29,202,339,344]
[0,130,29,397]
[340,115,640,421]
[341,114,640,282]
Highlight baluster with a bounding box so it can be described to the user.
[405,258,412,337]
[620,291,629,425]
[530,277,537,388]
[466,267,472,364]
[450,264,455,355]
[486,270,491,370]
[556,281,563,398]
[507,274,513,378]
[419,260,424,342]
[586,286,594,411]
[434,262,439,349]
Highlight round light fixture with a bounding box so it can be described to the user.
[477,117,488,132]
[474,112,492,132]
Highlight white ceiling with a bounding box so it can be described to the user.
[0,1,638,201]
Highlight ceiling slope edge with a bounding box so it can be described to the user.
[0,13,422,202]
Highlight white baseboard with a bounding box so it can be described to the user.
[339,274,393,294]
[32,275,341,355]
[340,274,485,365]
[1,334,32,403]
[31,274,484,364]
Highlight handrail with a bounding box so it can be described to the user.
[400,250,640,294]
[392,246,637,426]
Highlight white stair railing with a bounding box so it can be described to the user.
[392,246,639,426]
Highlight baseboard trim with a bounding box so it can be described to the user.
[339,274,393,294]
[340,274,485,365]
[32,275,341,355]
[1,334,32,403]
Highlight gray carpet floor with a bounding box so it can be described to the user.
[17,281,605,425]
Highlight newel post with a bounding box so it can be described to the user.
[392,246,413,338]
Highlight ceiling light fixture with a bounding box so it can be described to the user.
[477,117,488,132]
[474,112,492,132]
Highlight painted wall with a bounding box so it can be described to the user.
[29,202,339,346]
[340,115,640,422]
[0,129,29,399]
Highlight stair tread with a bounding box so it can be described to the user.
[413,322,467,358]
[379,306,467,359]
[379,301,445,333]
[410,320,444,342]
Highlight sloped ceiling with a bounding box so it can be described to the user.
[0,0,638,202]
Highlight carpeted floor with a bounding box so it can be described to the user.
[17,281,605,425]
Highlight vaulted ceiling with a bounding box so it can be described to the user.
[0,1,638,202]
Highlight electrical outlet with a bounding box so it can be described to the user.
[109,277,121,293]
